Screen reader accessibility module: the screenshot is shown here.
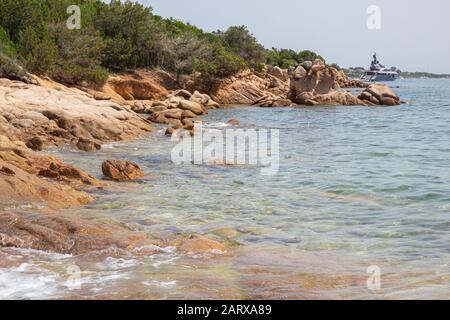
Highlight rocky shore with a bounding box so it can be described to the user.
[0,64,403,256]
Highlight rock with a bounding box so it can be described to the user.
[171,89,192,99]
[269,66,286,81]
[0,211,155,255]
[93,92,111,101]
[190,91,210,106]
[26,136,44,151]
[288,62,386,106]
[293,66,307,79]
[207,100,220,109]
[380,97,399,106]
[181,109,197,119]
[107,77,168,101]
[359,91,372,100]
[150,113,169,124]
[227,119,240,126]
[305,99,319,106]
[0,79,152,149]
[362,84,400,105]
[101,159,144,181]
[178,235,227,254]
[369,95,380,105]
[162,108,183,120]
[311,59,326,73]
[168,118,183,129]
[165,127,175,136]
[149,105,167,113]
[11,118,35,129]
[182,117,198,127]
[301,61,313,70]
[76,138,101,152]
[0,156,93,210]
[179,99,206,115]
[0,166,15,176]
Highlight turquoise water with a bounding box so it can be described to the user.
[1,79,449,299]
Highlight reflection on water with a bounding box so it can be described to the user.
[1,79,450,299]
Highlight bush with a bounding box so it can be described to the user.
[51,24,107,86]
[18,25,57,76]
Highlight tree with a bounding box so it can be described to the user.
[18,25,57,76]
[164,34,209,82]
[51,23,107,87]
[219,25,266,67]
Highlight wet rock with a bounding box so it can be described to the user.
[0,211,154,255]
[149,113,169,124]
[102,159,144,181]
[168,118,183,129]
[359,84,401,106]
[227,119,240,126]
[165,127,175,136]
[181,109,197,119]
[162,108,183,120]
[76,138,102,152]
[178,235,227,254]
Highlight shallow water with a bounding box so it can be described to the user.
[1,79,449,299]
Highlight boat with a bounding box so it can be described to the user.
[360,53,400,82]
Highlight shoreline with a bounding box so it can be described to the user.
[0,64,402,256]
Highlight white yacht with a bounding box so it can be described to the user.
[360,53,400,82]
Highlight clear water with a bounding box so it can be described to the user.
[1,79,449,299]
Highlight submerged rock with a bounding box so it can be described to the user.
[178,234,227,254]
[102,159,144,181]
[76,138,102,152]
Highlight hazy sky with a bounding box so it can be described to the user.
[137,0,450,73]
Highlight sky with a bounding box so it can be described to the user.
[136,0,450,74]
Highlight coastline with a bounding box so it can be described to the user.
[0,63,403,256]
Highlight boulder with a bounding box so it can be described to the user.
[149,113,169,124]
[76,138,101,152]
[168,118,183,129]
[162,108,183,120]
[181,109,197,119]
[101,160,144,181]
[269,66,286,81]
[301,61,313,70]
[179,99,206,115]
[171,89,192,99]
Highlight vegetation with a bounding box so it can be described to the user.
[0,0,326,87]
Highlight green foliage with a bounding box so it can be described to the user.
[266,48,325,69]
[51,23,107,86]
[0,0,327,87]
[18,25,58,75]
[217,25,266,67]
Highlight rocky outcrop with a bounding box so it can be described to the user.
[0,211,158,255]
[289,59,364,106]
[0,79,152,150]
[289,59,400,106]
[0,135,95,209]
[102,159,144,181]
[358,83,401,106]
[145,89,217,136]
[211,69,291,106]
